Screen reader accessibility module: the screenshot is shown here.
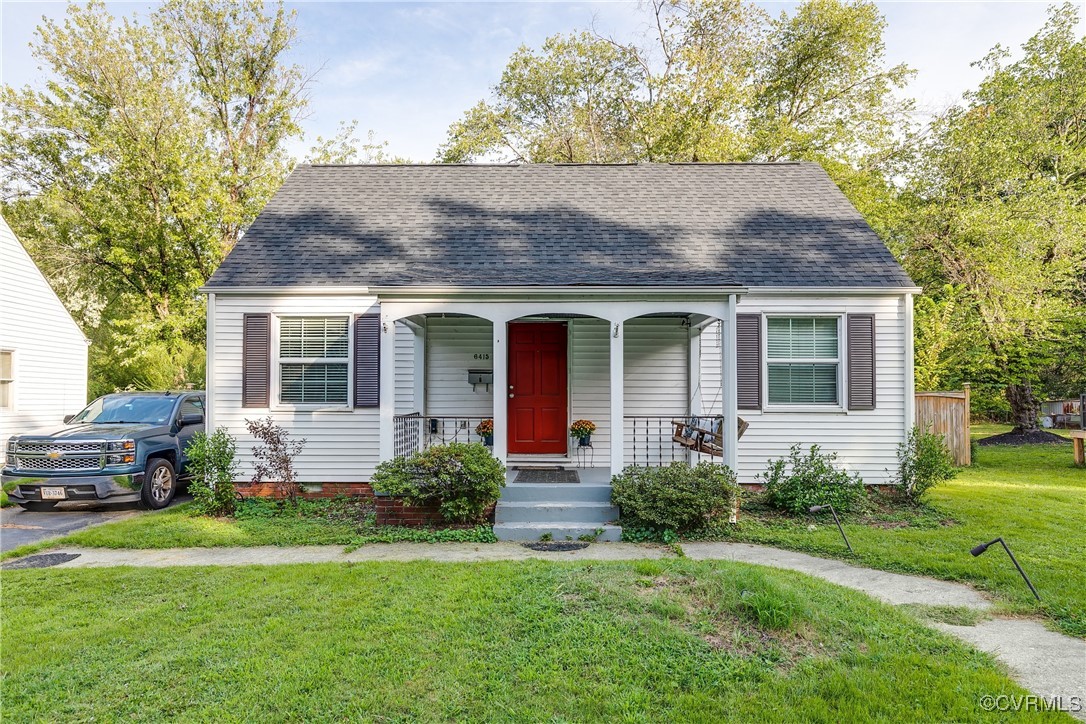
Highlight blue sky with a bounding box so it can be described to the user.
[1,1,1078,161]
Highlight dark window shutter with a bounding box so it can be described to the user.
[847,314,876,410]
[242,314,271,408]
[354,314,380,408]
[736,314,762,410]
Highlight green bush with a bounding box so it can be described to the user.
[186,427,239,516]
[896,426,959,502]
[760,444,864,515]
[610,461,739,534]
[371,443,505,524]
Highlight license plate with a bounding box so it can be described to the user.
[40,487,67,500]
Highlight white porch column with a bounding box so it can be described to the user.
[721,295,739,472]
[491,319,508,466]
[378,311,398,462]
[610,320,625,476]
[688,325,702,465]
[412,322,426,416]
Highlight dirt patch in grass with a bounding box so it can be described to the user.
[976,430,1069,446]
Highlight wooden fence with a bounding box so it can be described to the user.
[915,384,971,466]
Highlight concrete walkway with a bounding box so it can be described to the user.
[13,540,1086,720]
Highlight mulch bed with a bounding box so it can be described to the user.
[2,553,81,570]
[976,430,1070,446]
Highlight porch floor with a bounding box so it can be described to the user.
[503,467,612,485]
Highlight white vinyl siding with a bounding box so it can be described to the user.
[277,317,350,405]
[0,216,88,461]
[766,317,840,405]
[700,293,909,485]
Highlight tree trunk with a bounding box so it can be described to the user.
[1005,383,1040,433]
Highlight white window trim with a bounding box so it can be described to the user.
[271,314,353,412]
[0,348,14,412]
[762,314,847,413]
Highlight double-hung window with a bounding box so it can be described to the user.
[0,350,12,410]
[278,317,349,405]
[766,317,840,405]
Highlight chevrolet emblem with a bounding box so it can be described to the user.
[47,450,63,459]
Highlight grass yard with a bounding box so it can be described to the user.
[1,559,1057,722]
[0,498,496,561]
[701,436,1085,638]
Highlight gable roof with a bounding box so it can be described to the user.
[204,162,913,290]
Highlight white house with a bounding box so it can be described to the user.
[0,215,89,461]
[202,163,918,539]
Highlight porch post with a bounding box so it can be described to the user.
[378,309,398,462]
[491,319,508,466]
[610,319,625,476]
[688,325,702,465]
[721,295,739,472]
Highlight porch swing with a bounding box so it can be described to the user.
[670,384,748,458]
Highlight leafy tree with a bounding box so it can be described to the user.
[1,0,309,393]
[902,3,1086,431]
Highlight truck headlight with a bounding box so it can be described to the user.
[5,438,14,456]
[106,440,136,452]
[107,453,136,465]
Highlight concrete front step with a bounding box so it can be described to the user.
[493,523,623,543]
[499,483,613,504]
[495,501,620,525]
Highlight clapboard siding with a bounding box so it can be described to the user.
[0,215,88,460]
[211,294,390,482]
[425,317,494,417]
[699,293,908,484]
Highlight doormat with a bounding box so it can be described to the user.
[521,541,589,552]
[2,552,81,570]
[514,469,580,484]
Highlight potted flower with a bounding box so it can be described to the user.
[475,419,494,446]
[569,419,596,447]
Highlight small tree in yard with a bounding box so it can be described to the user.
[895,426,958,503]
[187,427,239,516]
[246,417,307,504]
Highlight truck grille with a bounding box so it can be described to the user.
[13,456,102,472]
[15,441,104,454]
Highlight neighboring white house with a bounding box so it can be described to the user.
[0,215,89,460]
[202,163,918,539]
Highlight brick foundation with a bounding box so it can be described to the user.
[235,482,374,500]
[375,495,496,527]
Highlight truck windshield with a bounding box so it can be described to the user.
[70,395,177,425]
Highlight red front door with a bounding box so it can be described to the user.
[508,322,568,454]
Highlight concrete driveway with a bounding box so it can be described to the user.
[0,496,189,553]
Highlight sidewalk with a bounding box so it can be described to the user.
[10,540,1085,720]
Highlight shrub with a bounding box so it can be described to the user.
[610,461,739,534]
[187,427,239,516]
[370,442,505,524]
[896,426,959,502]
[246,417,307,503]
[760,444,864,515]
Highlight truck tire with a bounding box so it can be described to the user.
[19,501,57,512]
[141,458,177,510]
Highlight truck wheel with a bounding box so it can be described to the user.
[141,458,177,510]
[19,502,57,512]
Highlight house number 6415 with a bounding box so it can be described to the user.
[473,353,491,360]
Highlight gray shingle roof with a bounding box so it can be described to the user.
[205,163,913,289]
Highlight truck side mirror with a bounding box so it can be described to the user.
[63,414,75,424]
[179,413,204,427]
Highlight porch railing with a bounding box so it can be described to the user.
[624,415,726,467]
[393,413,493,457]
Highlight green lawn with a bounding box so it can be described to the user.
[1,559,1057,722]
[0,498,495,561]
[702,438,1085,637]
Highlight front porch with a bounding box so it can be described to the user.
[378,289,742,477]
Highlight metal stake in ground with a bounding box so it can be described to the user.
[970,537,1041,601]
[809,504,854,554]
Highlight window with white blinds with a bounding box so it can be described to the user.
[766,317,839,405]
[0,350,12,410]
[278,317,349,405]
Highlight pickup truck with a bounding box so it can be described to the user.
[2,391,205,511]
